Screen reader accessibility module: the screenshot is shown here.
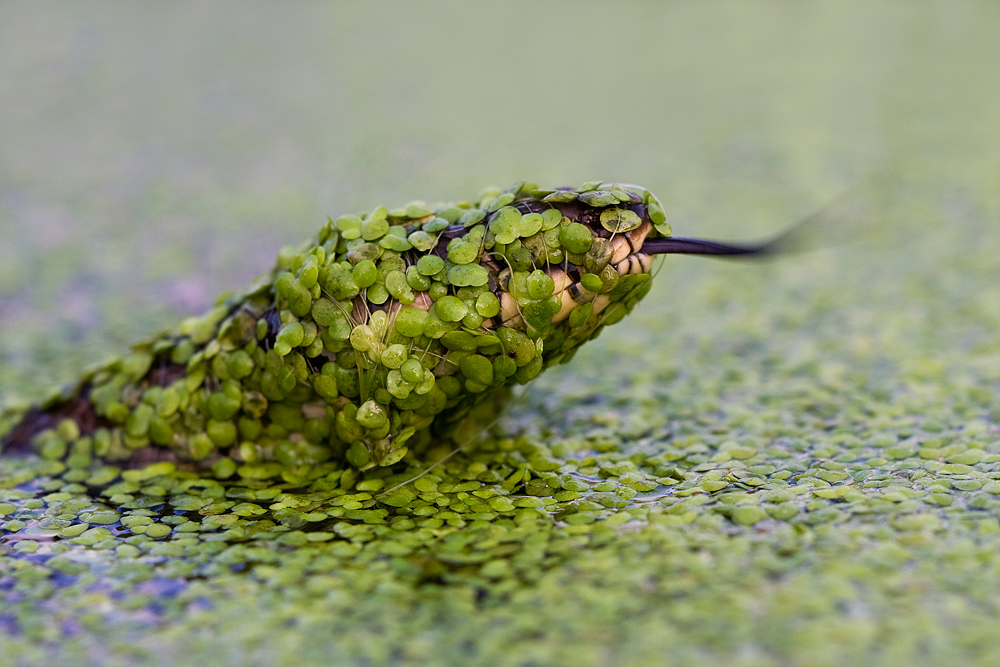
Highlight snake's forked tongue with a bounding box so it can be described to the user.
[642,236,784,257]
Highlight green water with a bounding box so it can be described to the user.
[1,2,999,665]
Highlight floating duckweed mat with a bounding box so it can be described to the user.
[3,178,1000,665]
[3,305,1000,666]
[3,3,1000,665]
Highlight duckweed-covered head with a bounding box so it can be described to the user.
[2,182,672,473]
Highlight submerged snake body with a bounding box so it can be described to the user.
[0,182,672,471]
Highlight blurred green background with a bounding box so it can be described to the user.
[2,2,1000,665]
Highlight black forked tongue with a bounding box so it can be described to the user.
[642,236,785,258]
[645,181,880,259]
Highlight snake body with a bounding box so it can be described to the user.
[2,181,765,473]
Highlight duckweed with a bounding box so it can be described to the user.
[4,327,1000,661]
